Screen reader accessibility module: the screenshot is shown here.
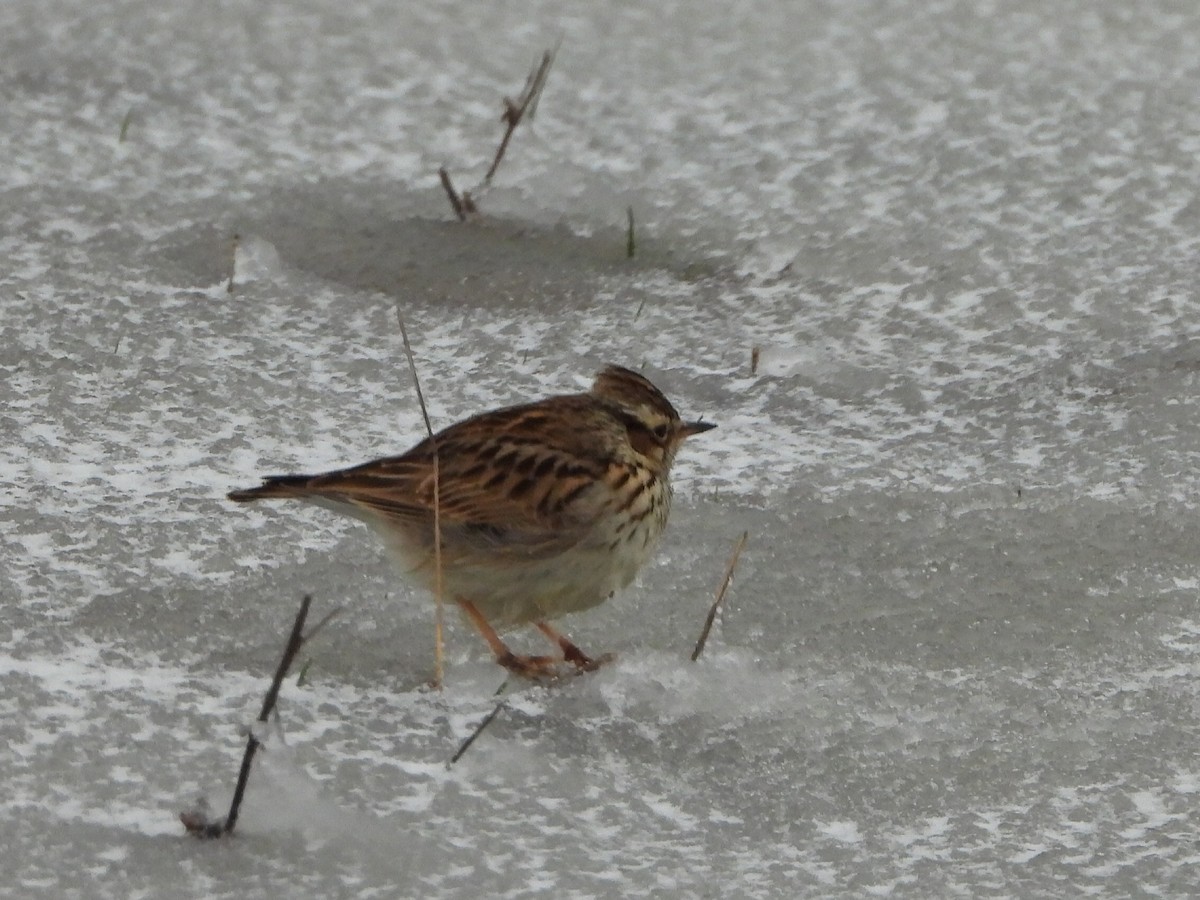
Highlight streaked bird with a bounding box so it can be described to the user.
[228,365,715,678]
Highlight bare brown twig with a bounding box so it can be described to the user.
[485,48,557,184]
[437,45,558,220]
[182,595,341,838]
[691,532,749,661]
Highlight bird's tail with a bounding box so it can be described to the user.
[227,474,317,502]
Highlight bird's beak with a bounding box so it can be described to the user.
[683,419,717,437]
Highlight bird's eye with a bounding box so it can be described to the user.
[652,424,670,441]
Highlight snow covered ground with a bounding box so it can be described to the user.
[5,0,1200,896]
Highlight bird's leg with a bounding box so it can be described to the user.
[457,599,560,679]
[535,622,612,671]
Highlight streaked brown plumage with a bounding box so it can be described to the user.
[228,364,715,678]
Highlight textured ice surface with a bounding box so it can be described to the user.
[5,0,1200,896]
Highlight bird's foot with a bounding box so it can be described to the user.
[496,651,567,680]
[535,621,614,673]
[562,646,616,672]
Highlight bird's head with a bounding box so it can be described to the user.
[591,365,716,470]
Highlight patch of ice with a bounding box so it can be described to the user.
[817,819,862,845]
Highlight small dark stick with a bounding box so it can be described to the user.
[219,597,311,835]
[483,47,557,184]
[181,596,341,838]
[626,206,636,259]
[449,679,511,765]
[750,346,761,375]
[439,168,468,222]
[691,532,749,662]
[450,702,506,765]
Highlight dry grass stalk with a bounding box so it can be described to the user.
[396,310,445,690]
[691,531,749,661]
[226,233,240,294]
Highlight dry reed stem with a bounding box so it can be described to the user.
[396,310,445,690]
[226,233,239,294]
[691,532,749,661]
[449,683,511,765]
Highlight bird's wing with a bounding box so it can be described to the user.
[265,400,617,560]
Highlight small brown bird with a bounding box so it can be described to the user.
[228,365,715,678]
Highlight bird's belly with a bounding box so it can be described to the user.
[378,517,666,629]
[343,472,674,628]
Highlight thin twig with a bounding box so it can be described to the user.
[302,606,343,645]
[182,595,318,838]
[221,599,312,834]
[522,40,559,122]
[691,532,749,661]
[226,233,240,294]
[626,206,636,259]
[396,311,445,690]
[293,605,344,687]
[450,703,505,764]
[448,681,508,768]
[439,167,468,222]
[750,346,761,375]
[484,47,557,184]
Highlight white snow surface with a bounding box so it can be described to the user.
[5,0,1200,896]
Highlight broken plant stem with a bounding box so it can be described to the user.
[484,47,557,184]
[691,532,749,661]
